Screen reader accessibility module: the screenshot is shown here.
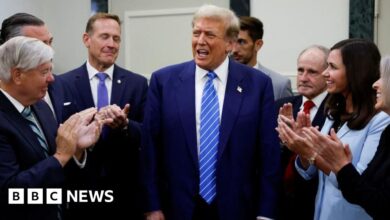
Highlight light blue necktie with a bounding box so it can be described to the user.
[21,107,49,157]
[96,72,109,110]
[199,71,220,204]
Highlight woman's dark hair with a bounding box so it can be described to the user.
[326,39,381,129]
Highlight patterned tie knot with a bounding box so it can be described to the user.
[207,71,217,80]
[96,72,108,82]
[21,106,32,118]
[303,100,315,114]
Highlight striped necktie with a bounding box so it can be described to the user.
[21,107,49,157]
[199,71,220,204]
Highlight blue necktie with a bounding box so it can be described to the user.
[96,72,109,110]
[21,107,49,157]
[199,71,220,204]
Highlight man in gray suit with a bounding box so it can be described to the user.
[232,16,293,100]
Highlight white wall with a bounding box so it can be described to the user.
[0,0,40,18]
[251,0,349,90]
[377,0,390,56]
[0,0,90,74]
[123,8,198,78]
[42,0,90,74]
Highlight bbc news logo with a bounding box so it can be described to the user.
[8,188,114,204]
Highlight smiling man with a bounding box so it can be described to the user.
[0,36,103,220]
[59,13,148,220]
[141,4,281,220]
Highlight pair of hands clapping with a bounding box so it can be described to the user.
[276,103,352,174]
[54,104,130,167]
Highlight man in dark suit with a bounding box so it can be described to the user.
[0,37,102,220]
[59,13,147,219]
[0,13,64,123]
[276,45,329,220]
[141,5,280,220]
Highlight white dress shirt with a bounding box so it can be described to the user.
[300,91,328,122]
[86,61,114,106]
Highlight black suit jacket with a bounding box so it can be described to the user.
[275,94,328,220]
[59,63,148,219]
[337,124,390,220]
[0,92,64,220]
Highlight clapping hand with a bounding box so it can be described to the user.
[95,104,130,129]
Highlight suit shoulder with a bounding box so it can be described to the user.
[275,95,301,109]
[151,60,194,79]
[258,65,290,83]
[115,65,147,83]
[231,61,271,82]
[269,71,291,84]
[154,61,193,73]
[58,64,85,81]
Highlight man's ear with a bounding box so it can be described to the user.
[82,32,90,48]
[11,67,23,85]
[254,39,263,52]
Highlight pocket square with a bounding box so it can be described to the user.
[63,102,72,106]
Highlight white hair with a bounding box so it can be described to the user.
[381,56,390,108]
[0,36,54,82]
[192,4,239,40]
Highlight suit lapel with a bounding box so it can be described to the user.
[292,96,302,118]
[32,102,57,155]
[312,94,328,129]
[0,93,48,158]
[218,61,245,159]
[111,65,126,106]
[175,62,198,168]
[336,123,350,138]
[74,64,95,109]
[48,75,63,122]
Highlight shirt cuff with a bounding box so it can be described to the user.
[295,156,317,180]
[72,149,87,168]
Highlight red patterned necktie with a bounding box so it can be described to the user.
[303,100,315,114]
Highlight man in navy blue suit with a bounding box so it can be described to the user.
[0,13,64,123]
[141,5,280,220]
[59,13,147,219]
[0,36,103,220]
[276,45,329,220]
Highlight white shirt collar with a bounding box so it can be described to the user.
[86,61,114,80]
[0,89,26,113]
[302,90,328,108]
[195,56,229,84]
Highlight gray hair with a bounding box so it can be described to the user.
[192,4,239,41]
[381,56,390,109]
[298,45,330,70]
[0,36,54,82]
